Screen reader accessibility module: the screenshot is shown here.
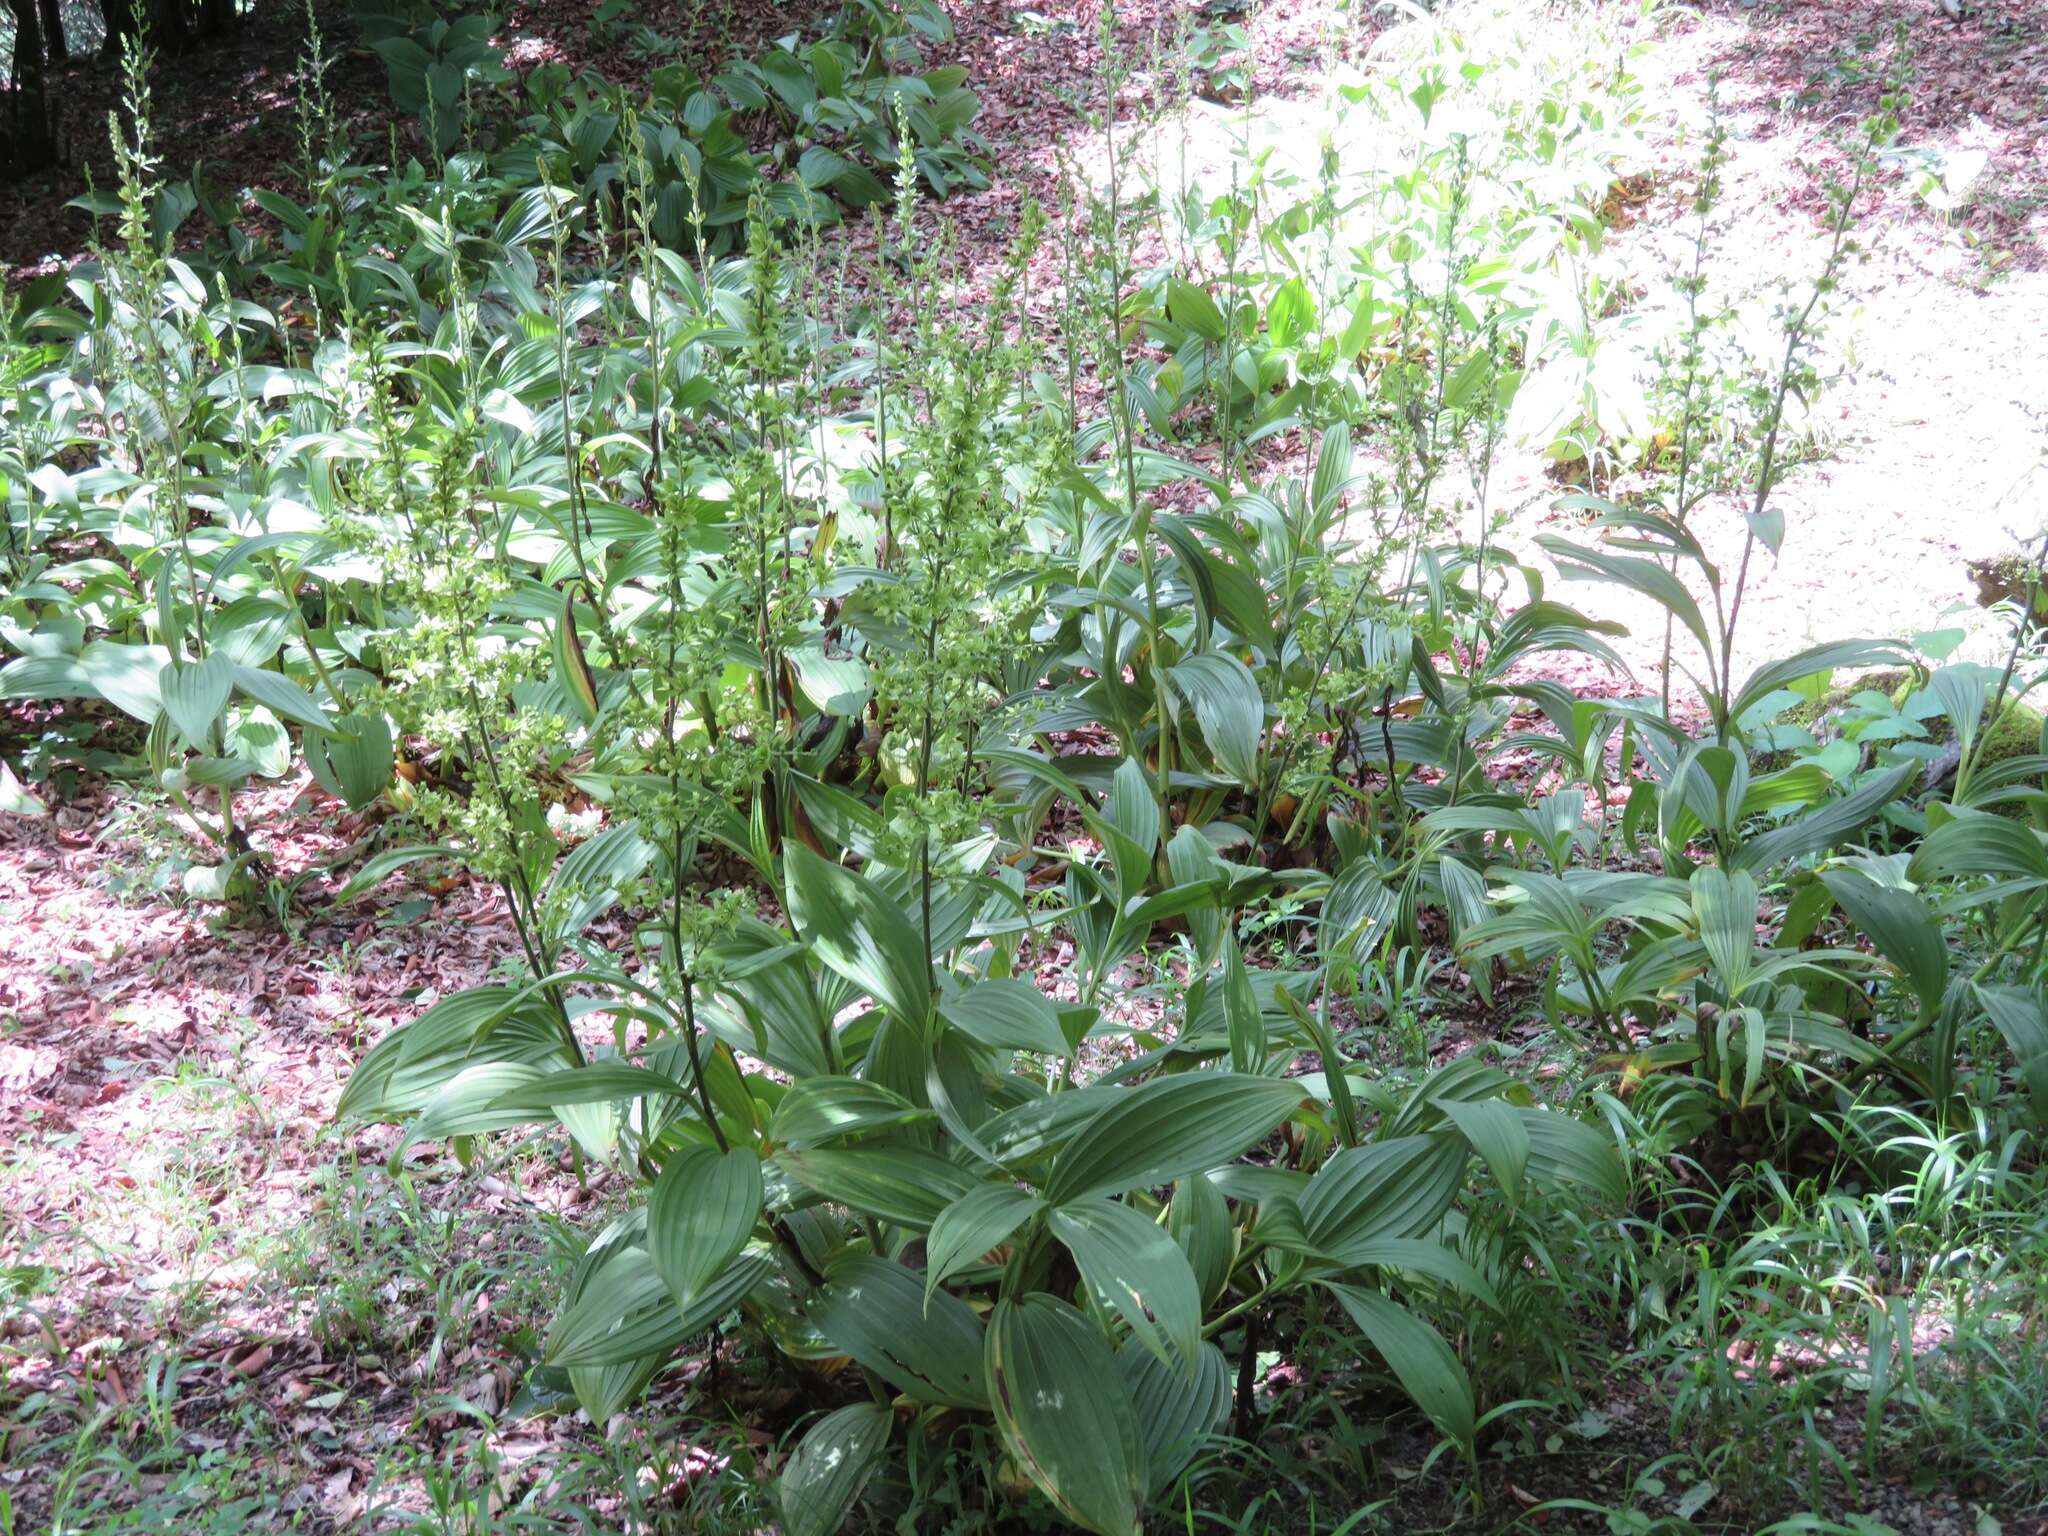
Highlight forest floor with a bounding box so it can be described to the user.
[3,1,2047,1533]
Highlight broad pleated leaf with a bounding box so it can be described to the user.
[1518,1107,1627,1205]
[1102,756,1160,893]
[985,1295,1145,1536]
[941,978,1071,1057]
[1537,535,1714,665]
[1324,1282,1475,1454]
[1440,1099,1529,1204]
[926,1183,1042,1298]
[649,1144,762,1310]
[1049,1198,1202,1374]
[1322,858,1398,963]
[81,641,168,724]
[1910,813,2048,886]
[486,1062,691,1111]
[1730,762,1913,874]
[233,665,334,732]
[779,1404,893,1536]
[1169,652,1264,786]
[326,843,457,906]
[808,1256,988,1408]
[776,1145,981,1230]
[1299,1134,1467,1266]
[1335,1238,1501,1310]
[1691,865,1760,994]
[337,987,571,1120]
[1167,1175,1236,1306]
[159,653,234,749]
[785,842,932,1026]
[1978,984,2048,1115]
[977,1084,1125,1171]
[769,1077,930,1148]
[542,821,654,941]
[409,1062,551,1143]
[1221,933,1264,1074]
[1118,1337,1231,1496]
[1045,1074,1306,1205]
[553,588,600,724]
[1818,868,1947,1014]
[548,1244,773,1368]
[1727,639,1907,727]
[305,710,394,810]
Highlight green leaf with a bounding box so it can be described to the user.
[542,821,654,941]
[941,978,1071,1057]
[158,654,234,750]
[1728,640,1907,728]
[1266,276,1314,350]
[1323,1283,1474,1455]
[327,844,457,906]
[1045,1073,1306,1205]
[232,665,335,732]
[0,654,94,703]
[1168,652,1264,787]
[926,1183,1043,1297]
[808,1256,989,1408]
[986,1295,1146,1536]
[1322,859,1397,964]
[1439,1099,1528,1203]
[1537,536,1714,666]
[1691,864,1760,995]
[1118,1337,1231,1497]
[1049,1198,1202,1375]
[785,843,933,1027]
[1910,813,2048,886]
[548,1243,772,1368]
[1166,826,1228,964]
[787,645,871,717]
[547,1241,664,1374]
[1325,1237,1501,1311]
[305,711,393,810]
[81,641,169,724]
[1977,984,2048,1115]
[776,1145,981,1230]
[1166,277,1226,343]
[1818,868,1946,1014]
[778,1404,893,1536]
[486,1062,691,1110]
[649,1144,762,1310]
[0,762,48,817]
[769,1077,930,1147]
[1298,1135,1467,1266]
[1730,763,1913,874]
[1167,1175,1236,1306]
[1102,756,1160,894]
[1221,932,1264,1075]
[1519,1106,1627,1205]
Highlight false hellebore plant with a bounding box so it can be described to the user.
[341,747,1623,1536]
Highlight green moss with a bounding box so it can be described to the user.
[1779,668,1916,733]
[1973,698,2046,770]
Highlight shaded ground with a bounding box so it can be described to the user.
[4,1,2048,1532]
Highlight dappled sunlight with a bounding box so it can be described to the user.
[2,2,2045,1533]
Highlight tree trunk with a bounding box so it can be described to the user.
[102,0,193,62]
[38,0,64,60]
[3,0,58,175]
[196,0,235,37]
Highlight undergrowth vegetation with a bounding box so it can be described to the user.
[3,1,2047,1532]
